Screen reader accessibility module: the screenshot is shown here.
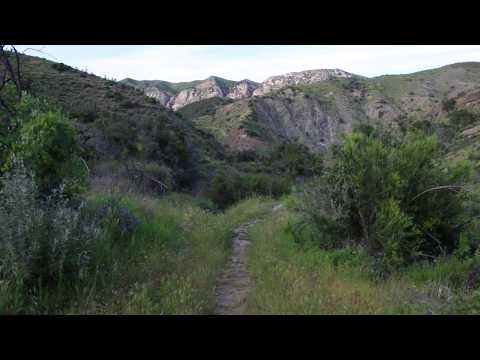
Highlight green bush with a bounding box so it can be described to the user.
[267,141,323,177]
[449,109,478,129]
[442,98,456,112]
[51,63,72,72]
[87,195,142,244]
[13,102,87,196]
[0,162,98,289]
[1,94,88,197]
[207,167,291,209]
[298,127,474,269]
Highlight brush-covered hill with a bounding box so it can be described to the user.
[178,63,480,155]
[14,54,225,192]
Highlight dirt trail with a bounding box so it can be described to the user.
[214,220,258,315]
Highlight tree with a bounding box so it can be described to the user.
[0,45,22,122]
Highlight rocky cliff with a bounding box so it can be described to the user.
[121,69,354,110]
[252,69,354,96]
[181,63,480,153]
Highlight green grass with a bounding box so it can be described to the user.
[245,197,480,314]
[3,189,480,314]
[0,191,276,314]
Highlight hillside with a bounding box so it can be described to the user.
[4,46,480,315]
[179,63,480,154]
[14,54,225,192]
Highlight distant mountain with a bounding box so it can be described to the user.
[177,63,480,155]
[252,69,355,96]
[120,69,355,110]
[12,53,480,187]
[121,76,259,110]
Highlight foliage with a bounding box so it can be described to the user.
[1,94,89,197]
[87,195,142,244]
[5,95,88,196]
[0,162,98,290]
[207,166,291,209]
[449,109,478,129]
[266,141,323,177]
[442,98,456,112]
[51,63,73,72]
[297,127,474,269]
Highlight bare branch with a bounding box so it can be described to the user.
[21,46,59,61]
[410,185,467,203]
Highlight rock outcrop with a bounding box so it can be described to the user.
[227,79,260,100]
[144,86,174,107]
[121,69,353,110]
[252,69,354,96]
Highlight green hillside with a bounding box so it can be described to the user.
[14,54,225,191]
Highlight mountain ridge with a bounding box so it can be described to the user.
[178,62,480,154]
[120,68,357,110]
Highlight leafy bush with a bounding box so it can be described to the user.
[51,63,72,72]
[449,109,478,129]
[268,141,323,176]
[297,127,474,269]
[207,167,291,209]
[1,95,88,197]
[105,89,125,102]
[0,163,98,289]
[120,100,139,109]
[88,195,142,243]
[14,103,87,196]
[70,103,99,123]
[191,196,218,212]
[442,98,456,112]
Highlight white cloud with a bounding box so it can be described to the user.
[82,45,215,81]
[19,45,480,83]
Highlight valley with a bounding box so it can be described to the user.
[1,47,480,315]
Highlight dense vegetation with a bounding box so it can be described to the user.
[2,49,480,314]
[294,126,479,274]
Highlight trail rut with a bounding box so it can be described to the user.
[214,220,258,315]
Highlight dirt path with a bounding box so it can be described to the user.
[214,220,258,315]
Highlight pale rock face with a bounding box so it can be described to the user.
[144,87,174,107]
[171,78,229,110]
[227,80,259,100]
[253,69,353,96]
[141,69,353,110]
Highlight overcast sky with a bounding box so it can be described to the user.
[14,45,480,83]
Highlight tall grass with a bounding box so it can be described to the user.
[1,185,276,314]
[245,198,480,314]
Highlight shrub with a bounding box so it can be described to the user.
[442,98,456,112]
[51,63,72,72]
[70,103,99,123]
[449,109,478,129]
[297,127,474,268]
[267,141,323,177]
[191,196,218,212]
[120,100,139,109]
[11,101,88,196]
[207,167,291,209]
[1,94,88,197]
[88,195,142,243]
[0,163,99,289]
[106,89,125,102]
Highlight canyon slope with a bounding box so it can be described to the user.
[174,63,480,154]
